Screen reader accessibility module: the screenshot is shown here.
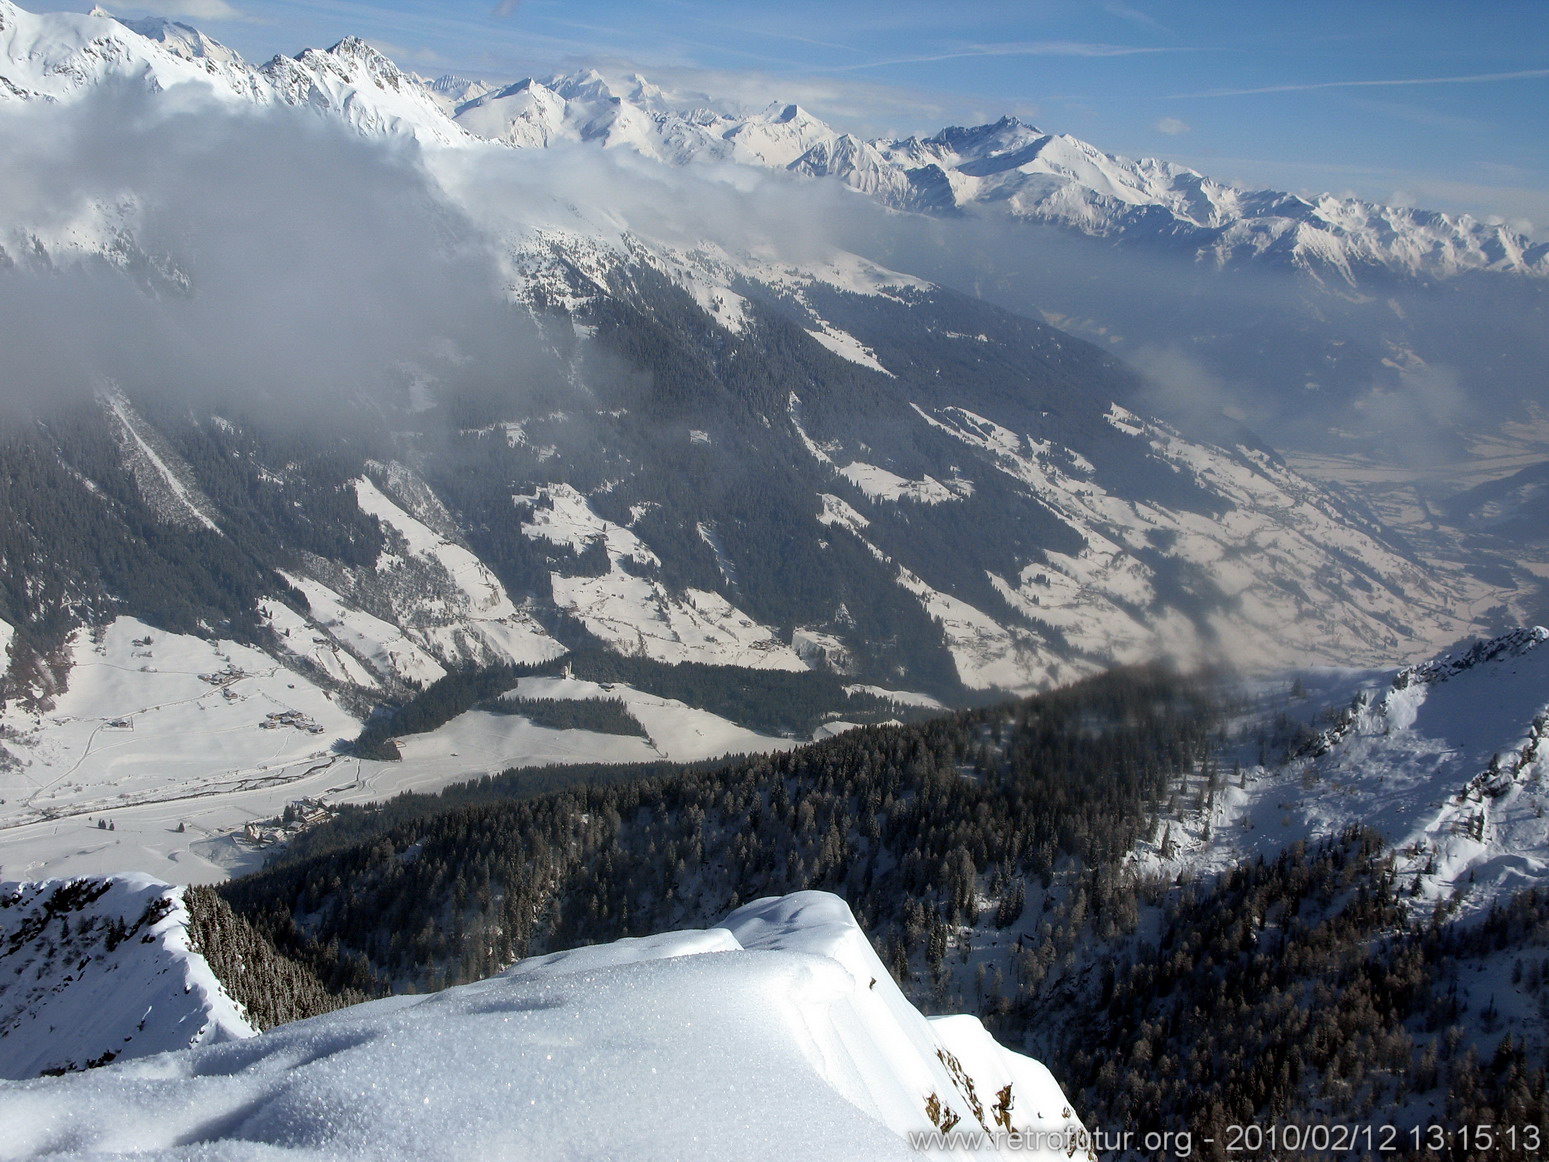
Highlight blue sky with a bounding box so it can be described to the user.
[49,0,1549,232]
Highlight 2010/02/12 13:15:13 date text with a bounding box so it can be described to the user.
[1223,1122,1542,1154]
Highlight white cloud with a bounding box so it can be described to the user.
[0,86,537,423]
[1103,1,1169,33]
[362,38,451,68]
[1156,116,1189,135]
[1172,68,1549,99]
[836,40,1193,71]
[123,0,245,20]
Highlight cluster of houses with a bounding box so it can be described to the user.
[258,710,324,734]
[241,796,334,846]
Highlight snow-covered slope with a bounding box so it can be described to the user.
[0,875,253,1079]
[0,891,1082,1159]
[0,616,360,836]
[0,619,818,885]
[1156,627,1549,918]
[518,483,807,671]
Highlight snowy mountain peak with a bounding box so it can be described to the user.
[258,32,468,144]
[286,34,412,90]
[320,34,390,68]
[117,14,243,67]
[918,115,1047,159]
[420,71,494,115]
[623,71,665,106]
[455,75,569,146]
[545,65,616,103]
[427,72,485,96]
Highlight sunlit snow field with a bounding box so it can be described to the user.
[0,619,808,885]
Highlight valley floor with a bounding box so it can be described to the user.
[0,619,814,884]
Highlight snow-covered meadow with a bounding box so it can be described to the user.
[0,619,803,886]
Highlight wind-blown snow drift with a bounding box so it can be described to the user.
[0,890,1081,1160]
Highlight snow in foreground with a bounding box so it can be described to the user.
[0,891,1081,1160]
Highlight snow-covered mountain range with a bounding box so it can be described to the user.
[0,888,1081,1159]
[2,0,1542,284]
[459,81,1547,285]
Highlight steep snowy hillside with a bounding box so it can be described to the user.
[1152,626,1549,918]
[0,892,1085,1159]
[495,232,1494,688]
[0,875,252,1079]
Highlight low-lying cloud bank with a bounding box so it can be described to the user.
[0,84,538,425]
